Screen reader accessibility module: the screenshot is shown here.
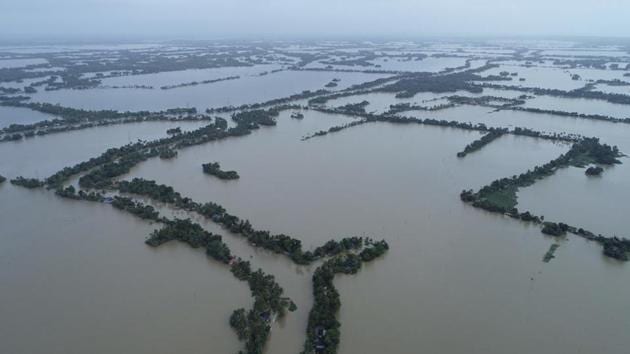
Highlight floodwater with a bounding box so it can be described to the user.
[478,65,586,91]
[0,58,48,68]
[0,186,249,354]
[0,120,208,179]
[0,106,57,128]
[2,41,630,354]
[522,95,630,119]
[29,71,390,112]
[120,111,629,354]
[1,105,629,354]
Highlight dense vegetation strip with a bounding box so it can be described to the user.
[460,137,629,261]
[42,108,283,189]
[202,162,240,180]
[302,240,389,354]
[160,75,240,90]
[116,178,368,265]
[306,108,582,143]
[542,244,560,263]
[477,83,630,106]
[147,218,295,354]
[456,129,506,158]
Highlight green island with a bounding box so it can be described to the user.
[585,166,604,176]
[203,162,240,180]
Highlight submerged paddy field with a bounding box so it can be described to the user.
[1,39,629,354]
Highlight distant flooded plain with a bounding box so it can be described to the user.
[1,40,629,354]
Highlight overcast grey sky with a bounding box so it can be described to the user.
[1,0,629,40]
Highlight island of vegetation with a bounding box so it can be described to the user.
[158,147,178,159]
[585,166,604,176]
[202,162,240,180]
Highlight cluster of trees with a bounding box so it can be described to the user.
[446,95,526,108]
[113,178,375,266]
[335,100,370,115]
[461,137,622,213]
[0,114,212,142]
[146,218,294,354]
[0,174,5,184]
[303,241,389,354]
[386,102,456,115]
[0,45,268,93]
[106,177,393,351]
[159,75,239,90]
[308,91,370,106]
[509,106,630,125]
[307,76,405,107]
[321,55,379,68]
[301,120,369,141]
[10,176,44,189]
[0,102,214,142]
[79,150,158,189]
[478,83,630,106]
[39,123,192,185]
[111,196,161,221]
[1,133,26,142]
[158,147,178,159]
[166,127,181,135]
[231,109,279,128]
[377,64,509,98]
[44,73,101,90]
[228,260,295,354]
[457,130,506,158]
[543,244,560,263]
[54,185,104,202]
[206,90,325,114]
[43,107,270,189]
[98,85,153,90]
[541,222,569,236]
[308,107,581,144]
[146,218,231,260]
[202,162,240,180]
[600,237,630,261]
[460,137,629,261]
[585,166,604,176]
